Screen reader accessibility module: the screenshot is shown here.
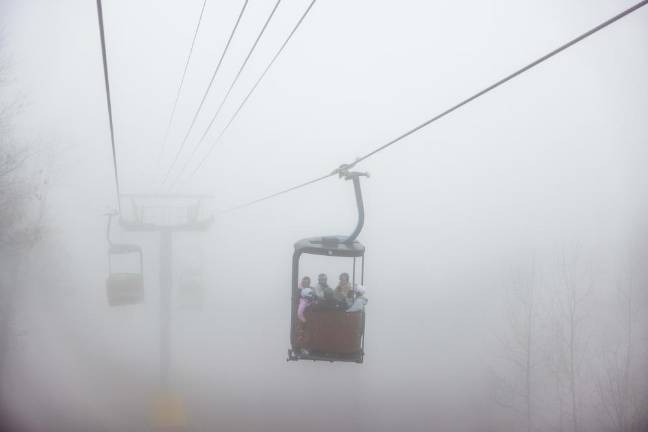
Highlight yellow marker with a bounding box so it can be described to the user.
[151,392,188,431]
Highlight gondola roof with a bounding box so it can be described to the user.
[294,235,365,258]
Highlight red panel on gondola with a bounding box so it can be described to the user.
[302,309,364,354]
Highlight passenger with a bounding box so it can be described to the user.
[346,285,368,312]
[299,276,312,291]
[334,272,353,307]
[313,273,334,301]
[295,287,315,354]
[298,288,316,322]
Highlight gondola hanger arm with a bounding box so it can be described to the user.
[332,160,369,180]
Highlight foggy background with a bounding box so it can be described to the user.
[1,0,647,431]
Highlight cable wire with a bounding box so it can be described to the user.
[162,0,249,183]
[95,0,122,212]
[220,172,333,213]
[345,0,648,169]
[180,0,317,185]
[160,0,208,161]
[212,0,647,215]
[169,0,284,187]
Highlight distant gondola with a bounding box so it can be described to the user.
[105,212,144,306]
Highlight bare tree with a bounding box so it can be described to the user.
[494,261,537,432]
[545,251,591,432]
[596,260,648,432]
[545,300,568,432]
[0,36,48,382]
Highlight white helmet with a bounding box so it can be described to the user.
[301,288,315,300]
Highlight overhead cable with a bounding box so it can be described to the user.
[181,0,318,185]
[160,0,208,161]
[95,0,122,212]
[345,0,648,170]
[163,0,249,183]
[220,172,333,214]
[213,0,647,214]
[169,0,284,187]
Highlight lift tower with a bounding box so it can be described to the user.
[119,193,213,430]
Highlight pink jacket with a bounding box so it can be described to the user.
[298,298,314,322]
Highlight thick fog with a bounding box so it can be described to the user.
[1,0,647,431]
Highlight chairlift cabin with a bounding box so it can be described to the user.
[106,213,144,306]
[110,194,213,309]
[288,168,369,363]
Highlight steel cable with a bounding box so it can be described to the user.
[160,0,208,161]
[95,0,122,212]
[162,0,249,183]
[213,0,647,214]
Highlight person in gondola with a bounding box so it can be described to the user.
[295,287,316,354]
[310,273,338,310]
[299,276,312,291]
[298,287,316,322]
[313,273,334,301]
[347,284,367,312]
[334,272,353,307]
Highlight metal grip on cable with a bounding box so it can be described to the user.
[334,164,369,245]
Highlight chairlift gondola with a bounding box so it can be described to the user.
[288,167,369,363]
[106,213,144,306]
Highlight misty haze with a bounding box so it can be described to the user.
[1,1,647,431]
